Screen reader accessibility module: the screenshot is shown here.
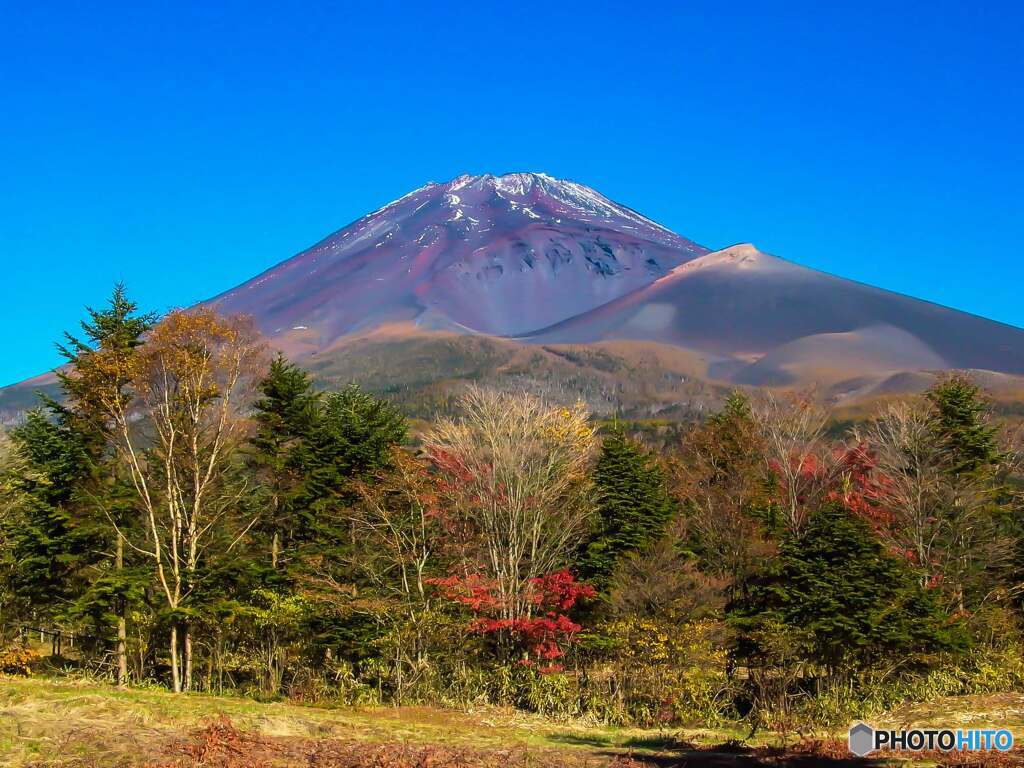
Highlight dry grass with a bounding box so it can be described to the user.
[879,692,1024,734]
[2,677,1023,767]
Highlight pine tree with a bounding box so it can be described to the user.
[248,355,322,573]
[52,284,154,682]
[53,283,155,441]
[316,385,408,484]
[581,423,675,589]
[303,384,408,582]
[1,410,92,618]
[709,390,753,432]
[730,503,967,673]
[924,376,1014,614]
[927,375,1002,477]
[247,368,408,661]
[677,390,774,600]
[0,290,152,631]
[248,366,407,572]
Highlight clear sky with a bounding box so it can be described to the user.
[2,1,1022,385]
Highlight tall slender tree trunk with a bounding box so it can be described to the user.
[169,624,181,693]
[116,535,128,687]
[184,625,193,692]
[217,635,225,694]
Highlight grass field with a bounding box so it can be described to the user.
[1,677,1023,767]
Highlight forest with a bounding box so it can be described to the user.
[1,285,1022,736]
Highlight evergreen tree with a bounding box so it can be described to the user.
[927,375,1002,477]
[925,376,1015,615]
[709,390,753,434]
[581,423,675,589]
[677,390,775,600]
[53,283,155,441]
[730,503,967,673]
[247,368,408,660]
[1,286,149,626]
[315,385,408,487]
[248,355,322,573]
[50,284,154,679]
[303,384,408,579]
[248,366,407,571]
[1,410,92,618]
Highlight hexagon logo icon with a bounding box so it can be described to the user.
[848,722,875,756]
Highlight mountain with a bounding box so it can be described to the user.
[209,172,707,358]
[526,243,1024,385]
[4,172,1024,422]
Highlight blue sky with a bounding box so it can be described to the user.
[1,1,1022,385]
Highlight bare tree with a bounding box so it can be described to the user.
[751,391,832,535]
[106,309,265,692]
[855,401,945,584]
[342,449,446,700]
[423,387,597,623]
[347,451,438,613]
[858,397,1018,610]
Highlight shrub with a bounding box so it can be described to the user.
[592,618,732,726]
[0,645,43,676]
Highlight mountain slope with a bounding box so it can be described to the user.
[525,243,1024,384]
[209,173,707,357]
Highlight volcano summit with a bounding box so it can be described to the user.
[211,173,707,348]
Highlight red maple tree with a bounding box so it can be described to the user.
[428,569,595,672]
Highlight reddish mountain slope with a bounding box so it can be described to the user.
[525,244,1024,384]
[209,173,707,354]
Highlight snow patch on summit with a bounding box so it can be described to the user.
[208,171,710,341]
[442,173,691,248]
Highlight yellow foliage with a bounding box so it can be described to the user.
[0,646,42,676]
[596,617,731,725]
[135,309,264,404]
[541,402,595,448]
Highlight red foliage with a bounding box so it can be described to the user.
[769,443,938,568]
[427,447,477,485]
[811,444,948,574]
[426,573,502,612]
[827,443,890,519]
[530,569,596,610]
[427,569,594,672]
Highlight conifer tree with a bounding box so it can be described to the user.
[730,502,967,674]
[54,284,154,683]
[0,285,155,676]
[314,384,408,490]
[248,367,408,660]
[302,385,408,611]
[1,410,91,618]
[925,375,1015,613]
[926,375,1002,477]
[677,390,774,601]
[248,355,321,573]
[581,423,675,589]
[248,368,407,573]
